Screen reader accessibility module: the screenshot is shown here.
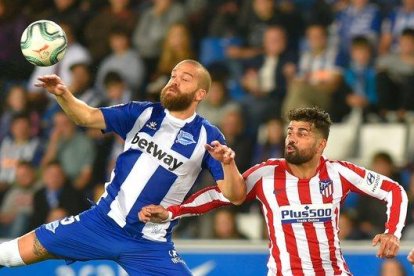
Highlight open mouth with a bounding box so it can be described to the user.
[286,145,296,153]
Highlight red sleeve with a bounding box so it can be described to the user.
[334,161,408,239]
[167,186,233,220]
[166,161,276,220]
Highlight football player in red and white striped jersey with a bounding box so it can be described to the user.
[139,107,408,276]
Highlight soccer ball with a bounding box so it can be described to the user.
[20,20,67,67]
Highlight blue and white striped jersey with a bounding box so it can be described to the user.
[96,101,225,242]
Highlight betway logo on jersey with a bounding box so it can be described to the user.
[280,203,333,224]
[131,133,183,171]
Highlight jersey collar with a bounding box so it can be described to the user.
[164,109,197,126]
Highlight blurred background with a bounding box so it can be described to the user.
[1,1,414,273]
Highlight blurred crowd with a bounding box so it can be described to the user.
[2,0,414,247]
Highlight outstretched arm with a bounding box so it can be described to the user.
[139,186,233,223]
[206,141,246,204]
[35,75,105,129]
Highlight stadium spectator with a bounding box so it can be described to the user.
[333,0,381,61]
[376,28,414,122]
[219,108,253,173]
[343,36,378,119]
[29,161,88,229]
[41,112,96,192]
[212,208,248,240]
[68,63,103,108]
[95,26,145,97]
[197,78,239,126]
[83,0,137,64]
[33,0,87,40]
[132,0,185,78]
[0,0,31,83]
[207,0,240,38]
[251,117,284,165]
[0,85,40,142]
[102,71,132,106]
[338,211,369,240]
[0,113,42,185]
[146,23,194,98]
[282,24,343,117]
[241,25,296,125]
[140,107,407,275]
[0,161,37,238]
[230,0,303,59]
[379,0,414,55]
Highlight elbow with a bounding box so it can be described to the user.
[229,186,247,206]
[231,194,246,206]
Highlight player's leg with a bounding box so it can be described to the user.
[119,242,192,275]
[0,231,54,267]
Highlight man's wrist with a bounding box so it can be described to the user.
[162,211,173,222]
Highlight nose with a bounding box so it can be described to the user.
[287,136,296,145]
[170,77,179,87]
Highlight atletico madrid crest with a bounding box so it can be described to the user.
[319,179,333,197]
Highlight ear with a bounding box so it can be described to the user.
[195,89,207,101]
[318,138,327,153]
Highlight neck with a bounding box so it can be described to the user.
[287,156,321,179]
[169,108,196,120]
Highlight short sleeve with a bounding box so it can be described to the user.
[99,101,152,139]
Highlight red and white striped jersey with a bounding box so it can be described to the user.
[167,157,408,276]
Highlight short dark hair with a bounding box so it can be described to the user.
[351,35,372,50]
[306,23,328,37]
[372,151,393,165]
[287,107,332,139]
[401,28,414,38]
[11,112,30,123]
[103,71,124,87]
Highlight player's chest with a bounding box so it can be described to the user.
[260,174,343,205]
[260,176,341,224]
[125,128,204,173]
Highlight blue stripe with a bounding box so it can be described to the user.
[124,166,178,236]
[165,220,179,242]
[138,103,165,136]
[97,149,142,213]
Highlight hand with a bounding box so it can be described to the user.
[138,205,169,223]
[407,248,414,264]
[205,141,235,165]
[35,74,68,96]
[372,233,400,258]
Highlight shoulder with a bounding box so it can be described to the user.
[119,101,157,111]
[243,158,284,178]
[326,159,366,177]
[198,116,224,138]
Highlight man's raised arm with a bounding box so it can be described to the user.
[36,74,105,129]
[206,141,246,204]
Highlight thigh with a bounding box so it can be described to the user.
[35,209,118,263]
[119,245,192,276]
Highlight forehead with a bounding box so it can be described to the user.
[172,62,198,75]
[287,120,313,130]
